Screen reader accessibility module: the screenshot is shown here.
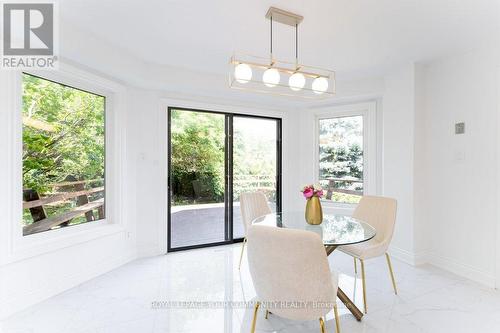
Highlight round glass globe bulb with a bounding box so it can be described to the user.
[312,77,329,94]
[288,72,306,91]
[234,63,252,83]
[262,68,280,87]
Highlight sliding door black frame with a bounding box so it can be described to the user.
[167,106,282,252]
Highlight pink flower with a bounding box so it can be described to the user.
[316,190,324,198]
[303,187,314,198]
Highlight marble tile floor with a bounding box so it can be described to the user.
[2,244,500,333]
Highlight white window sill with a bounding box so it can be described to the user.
[321,201,357,215]
[6,220,126,264]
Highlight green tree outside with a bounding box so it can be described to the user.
[22,74,105,226]
[319,116,364,204]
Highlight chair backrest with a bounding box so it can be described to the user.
[247,225,336,321]
[353,195,397,248]
[240,192,272,234]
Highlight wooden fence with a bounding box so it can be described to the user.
[23,178,104,236]
[232,175,363,198]
[233,175,276,192]
[21,176,359,235]
[323,178,363,199]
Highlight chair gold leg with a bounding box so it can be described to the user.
[360,259,367,314]
[385,253,398,295]
[353,257,357,274]
[265,310,269,319]
[319,317,326,333]
[238,238,247,270]
[333,304,341,333]
[250,302,260,333]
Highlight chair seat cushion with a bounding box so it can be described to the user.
[338,239,386,259]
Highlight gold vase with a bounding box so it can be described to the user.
[305,196,323,225]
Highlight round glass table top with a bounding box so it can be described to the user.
[253,212,376,246]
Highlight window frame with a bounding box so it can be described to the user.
[21,72,107,235]
[2,63,128,264]
[166,107,282,252]
[313,102,378,210]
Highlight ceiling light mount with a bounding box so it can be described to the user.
[265,7,303,27]
[229,7,335,98]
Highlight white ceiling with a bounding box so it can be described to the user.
[61,0,498,75]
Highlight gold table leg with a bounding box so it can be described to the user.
[325,245,364,321]
[336,287,363,321]
[325,245,337,256]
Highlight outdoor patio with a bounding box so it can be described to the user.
[170,202,276,248]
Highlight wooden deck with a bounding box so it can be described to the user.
[23,178,105,236]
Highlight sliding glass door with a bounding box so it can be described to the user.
[232,116,280,239]
[168,109,227,249]
[168,108,281,251]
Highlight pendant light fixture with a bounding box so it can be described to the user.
[229,7,335,98]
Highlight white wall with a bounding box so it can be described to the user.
[413,63,431,260]
[0,233,135,318]
[126,90,165,257]
[376,48,500,281]
[382,65,418,263]
[416,46,500,286]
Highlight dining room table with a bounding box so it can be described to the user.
[252,211,376,321]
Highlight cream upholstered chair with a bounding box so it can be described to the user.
[247,225,340,333]
[238,192,272,270]
[339,195,398,314]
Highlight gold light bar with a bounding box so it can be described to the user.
[230,58,328,79]
[228,7,336,99]
[229,54,335,99]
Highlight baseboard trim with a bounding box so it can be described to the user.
[388,246,428,266]
[0,251,136,320]
[427,253,495,288]
[383,246,494,288]
[137,245,164,258]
